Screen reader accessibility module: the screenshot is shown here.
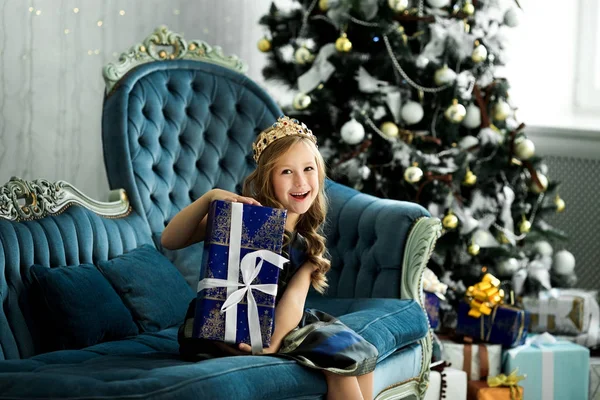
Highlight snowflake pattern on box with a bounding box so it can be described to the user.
[193,200,287,348]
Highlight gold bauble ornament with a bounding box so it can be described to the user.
[529,173,548,194]
[445,99,467,123]
[555,195,566,212]
[404,165,424,183]
[380,121,400,139]
[468,242,481,256]
[294,47,315,65]
[462,169,477,186]
[319,0,329,11]
[472,43,488,63]
[442,213,459,229]
[388,0,409,12]
[292,93,312,110]
[514,137,536,160]
[462,1,475,16]
[519,216,531,234]
[257,37,272,52]
[335,33,353,52]
[434,64,457,86]
[492,99,511,121]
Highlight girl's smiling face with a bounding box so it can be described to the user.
[271,141,319,226]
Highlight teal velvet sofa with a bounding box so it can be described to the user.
[0,27,441,399]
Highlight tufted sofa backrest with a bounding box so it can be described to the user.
[0,206,152,360]
[102,60,281,236]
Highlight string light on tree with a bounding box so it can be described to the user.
[555,195,566,212]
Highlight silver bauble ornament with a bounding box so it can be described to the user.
[340,119,366,145]
[553,250,576,275]
[514,137,536,160]
[497,258,520,276]
[504,8,521,27]
[534,241,553,257]
[401,101,424,125]
[462,103,482,129]
[292,93,312,110]
[434,65,457,86]
[426,0,450,8]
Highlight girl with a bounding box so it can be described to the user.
[161,116,378,400]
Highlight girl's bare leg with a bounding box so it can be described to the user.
[324,371,364,400]
[357,372,374,400]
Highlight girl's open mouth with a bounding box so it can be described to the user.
[290,191,309,200]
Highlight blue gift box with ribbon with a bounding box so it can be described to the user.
[193,200,288,354]
[456,301,531,348]
[424,291,440,329]
[503,333,590,400]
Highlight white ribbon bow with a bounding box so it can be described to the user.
[197,202,288,354]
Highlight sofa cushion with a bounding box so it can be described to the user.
[306,296,429,359]
[152,232,203,290]
[0,325,424,400]
[26,264,139,352]
[97,245,195,332]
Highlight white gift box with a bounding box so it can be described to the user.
[424,362,467,400]
[591,357,600,400]
[441,340,502,381]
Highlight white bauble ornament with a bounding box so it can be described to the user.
[462,103,482,129]
[514,137,536,160]
[471,44,488,63]
[401,101,424,125]
[359,165,371,180]
[459,135,479,149]
[504,8,521,27]
[388,0,409,12]
[426,0,450,8]
[553,250,576,275]
[534,241,553,257]
[434,65,457,86]
[340,119,365,145]
[492,99,512,121]
[497,258,520,276]
[294,47,314,65]
[529,173,548,194]
[404,165,424,183]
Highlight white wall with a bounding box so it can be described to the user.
[0,0,271,200]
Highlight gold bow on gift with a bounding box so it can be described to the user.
[487,369,526,400]
[466,273,505,318]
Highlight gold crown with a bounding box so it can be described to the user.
[252,115,317,162]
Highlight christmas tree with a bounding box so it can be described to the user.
[257,0,575,317]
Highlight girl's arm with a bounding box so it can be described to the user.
[238,261,318,354]
[161,189,260,250]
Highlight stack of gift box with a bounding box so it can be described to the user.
[425,273,592,400]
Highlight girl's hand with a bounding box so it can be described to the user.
[237,342,280,355]
[207,189,261,206]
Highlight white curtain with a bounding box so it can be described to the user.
[0,0,271,199]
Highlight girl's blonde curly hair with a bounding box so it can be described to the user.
[243,135,330,293]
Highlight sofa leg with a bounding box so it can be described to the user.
[416,331,433,399]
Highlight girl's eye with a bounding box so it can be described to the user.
[305,166,314,172]
[282,169,292,175]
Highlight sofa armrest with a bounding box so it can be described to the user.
[324,179,442,299]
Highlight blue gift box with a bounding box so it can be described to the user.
[456,301,531,348]
[192,200,287,348]
[503,335,590,400]
[424,291,440,329]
